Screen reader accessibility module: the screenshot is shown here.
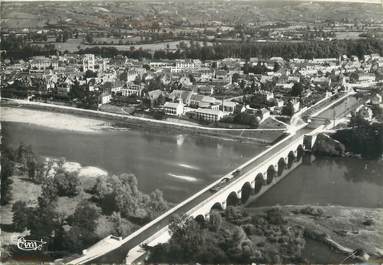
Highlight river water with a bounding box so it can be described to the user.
[1,121,261,202]
[2,100,382,207]
[249,156,383,208]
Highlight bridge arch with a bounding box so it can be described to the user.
[277,157,286,176]
[195,214,206,225]
[241,182,252,203]
[267,165,276,184]
[210,202,224,212]
[254,173,264,194]
[287,151,295,169]
[226,191,240,206]
[296,144,304,161]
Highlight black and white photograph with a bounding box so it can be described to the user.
[0,0,382,263]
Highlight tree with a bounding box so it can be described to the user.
[28,203,61,240]
[70,201,100,232]
[54,171,80,197]
[147,189,169,219]
[290,83,304,97]
[62,225,99,253]
[12,201,31,231]
[273,62,281,72]
[232,73,240,84]
[84,70,97,79]
[209,211,222,232]
[0,156,13,205]
[282,101,295,116]
[168,215,205,260]
[110,212,133,237]
[85,33,94,44]
[38,177,59,207]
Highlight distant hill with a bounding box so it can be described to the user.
[1,0,382,30]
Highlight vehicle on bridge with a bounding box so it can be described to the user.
[209,177,231,192]
[232,169,241,178]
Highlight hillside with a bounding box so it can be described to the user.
[1,0,382,30]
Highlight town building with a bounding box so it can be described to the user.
[83,54,95,72]
[194,108,224,122]
[163,101,184,116]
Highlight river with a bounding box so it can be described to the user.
[248,156,383,208]
[3,118,382,207]
[1,121,261,203]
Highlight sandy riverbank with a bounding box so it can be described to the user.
[1,107,109,133]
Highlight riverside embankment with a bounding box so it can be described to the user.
[1,99,284,144]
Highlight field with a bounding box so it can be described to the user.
[33,39,194,52]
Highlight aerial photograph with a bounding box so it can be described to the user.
[0,0,382,264]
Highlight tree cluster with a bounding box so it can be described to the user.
[146,206,306,264]
[334,115,383,159]
[92,173,169,222]
[221,112,259,128]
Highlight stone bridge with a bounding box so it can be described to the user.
[187,138,305,221]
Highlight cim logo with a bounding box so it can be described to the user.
[17,237,47,251]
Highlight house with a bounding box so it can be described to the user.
[126,68,146,82]
[220,101,237,113]
[197,85,214,95]
[56,77,73,94]
[215,70,231,83]
[190,94,216,108]
[30,56,58,71]
[194,108,224,122]
[276,83,294,91]
[371,94,382,106]
[121,82,144,97]
[254,90,274,102]
[312,76,331,87]
[163,101,184,116]
[357,73,376,82]
[169,90,194,105]
[258,108,271,122]
[100,92,112,104]
[149,61,173,69]
[148,89,165,101]
[171,59,202,73]
[179,75,193,87]
[83,54,95,72]
[291,99,300,113]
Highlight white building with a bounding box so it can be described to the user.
[83,54,95,72]
[100,92,112,104]
[30,56,58,70]
[194,108,224,122]
[171,59,202,73]
[127,68,146,82]
[163,102,184,116]
[121,83,144,97]
[221,101,237,113]
[371,94,382,106]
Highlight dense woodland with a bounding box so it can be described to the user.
[1,36,383,61]
[334,115,383,159]
[145,207,306,263]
